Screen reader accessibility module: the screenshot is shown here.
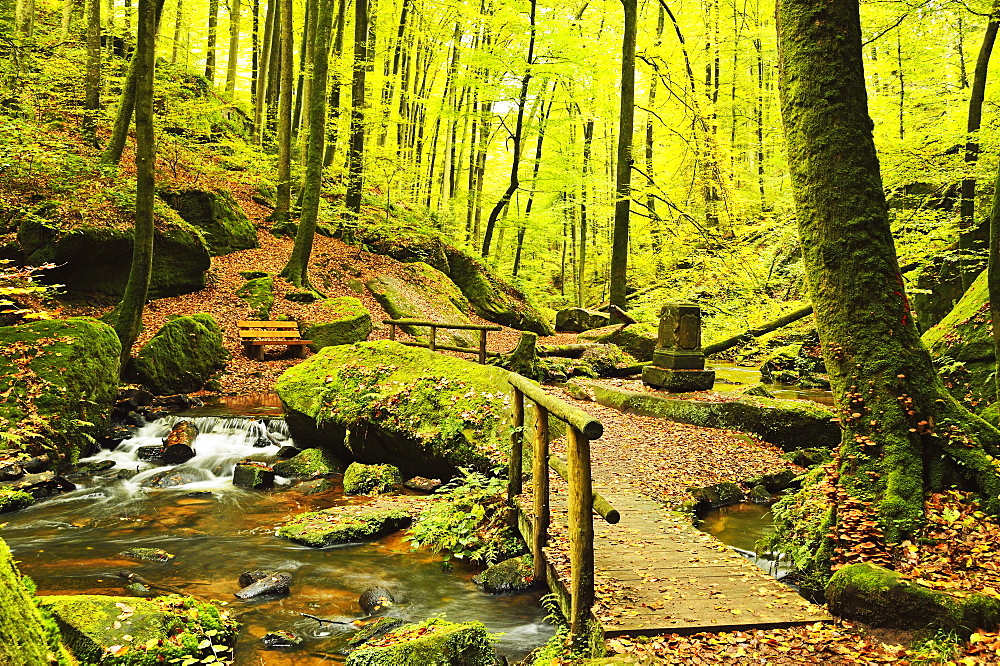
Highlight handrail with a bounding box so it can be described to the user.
[383,318,501,363]
[507,372,612,648]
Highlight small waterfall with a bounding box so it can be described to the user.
[82,416,291,494]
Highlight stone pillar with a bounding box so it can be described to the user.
[642,302,715,392]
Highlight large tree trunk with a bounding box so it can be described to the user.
[225,0,241,96]
[280,0,333,288]
[205,0,219,84]
[115,0,157,371]
[344,0,369,218]
[271,0,294,224]
[609,0,636,321]
[253,0,275,142]
[776,0,1000,552]
[83,0,101,147]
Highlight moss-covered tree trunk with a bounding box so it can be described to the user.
[280,0,333,288]
[204,0,219,84]
[776,0,1000,541]
[0,539,65,664]
[114,0,156,371]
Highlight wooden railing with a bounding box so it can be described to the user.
[507,373,615,646]
[383,318,502,364]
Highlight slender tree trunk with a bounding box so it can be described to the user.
[171,0,182,63]
[610,0,636,319]
[225,0,242,96]
[481,0,536,258]
[16,0,35,36]
[272,0,294,223]
[62,0,76,39]
[323,0,348,167]
[959,10,999,289]
[344,0,369,218]
[579,117,593,307]
[293,0,316,140]
[83,0,102,147]
[755,35,767,211]
[776,0,1000,580]
[515,92,552,279]
[205,0,219,84]
[251,0,260,103]
[254,0,275,142]
[990,161,1000,399]
[281,0,333,287]
[115,0,157,371]
[957,15,969,89]
[101,0,166,166]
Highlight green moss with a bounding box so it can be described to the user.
[826,563,1000,635]
[0,317,120,459]
[272,446,343,478]
[302,296,373,351]
[39,594,238,665]
[346,617,497,666]
[473,554,534,593]
[346,617,405,648]
[276,507,412,547]
[236,275,275,320]
[232,461,275,489]
[0,487,34,513]
[579,323,658,361]
[130,314,228,395]
[276,341,514,474]
[158,187,258,256]
[343,462,402,495]
[0,538,69,664]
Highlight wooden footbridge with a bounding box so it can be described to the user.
[505,374,829,646]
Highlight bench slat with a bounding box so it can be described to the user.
[239,330,303,339]
[237,320,299,328]
[249,340,312,346]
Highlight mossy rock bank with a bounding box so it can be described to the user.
[276,341,515,478]
[236,275,275,320]
[826,563,1000,634]
[301,296,373,351]
[578,380,839,450]
[922,269,996,408]
[366,262,474,346]
[272,446,343,478]
[18,204,210,299]
[0,317,120,460]
[0,538,69,664]
[346,617,497,666]
[343,462,402,495]
[130,314,228,395]
[38,594,238,665]
[276,503,413,547]
[579,323,658,362]
[158,187,258,255]
[472,554,535,594]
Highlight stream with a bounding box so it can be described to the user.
[2,410,553,663]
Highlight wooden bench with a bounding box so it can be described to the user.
[237,320,313,360]
[383,318,502,364]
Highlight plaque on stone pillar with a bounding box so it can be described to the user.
[642,301,715,392]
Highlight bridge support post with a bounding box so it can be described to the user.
[532,404,550,583]
[566,425,595,646]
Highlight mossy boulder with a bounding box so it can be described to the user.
[579,323,659,362]
[38,594,239,665]
[233,461,275,489]
[912,254,967,332]
[922,269,996,408]
[826,563,1000,634]
[343,462,402,495]
[579,379,839,450]
[0,538,69,664]
[301,296,373,351]
[688,482,744,508]
[158,187,258,255]
[555,307,610,333]
[275,341,515,478]
[745,467,799,492]
[236,275,275,320]
[18,204,210,299]
[276,504,412,547]
[0,488,34,513]
[472,554,535,594]
[346,617,497,666]
[130,314,228,395]
[366,262,475,346]
[0,317,120,459]
[272,446,343,478]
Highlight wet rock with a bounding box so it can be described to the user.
[238,570,271,587]
[746,467,799,493]
[151,394,193,409]
[136,445,166,461]
[142,408,173,422]
[746,485,773,504]
[124,582,154,597]
[66,460,116,477]
[0,488,34,513]
[162,444,195,465]
[124,411,148,427]
[0,471,60,499]
[555,307,610,333]
[297,478,338,495]
[140,469,205,488]
[277,505,413,547]
[782,447,832,468]
[102,423,136,448]
[118,547,175,563]
[233,461,275,490]
[345,618,497,665]
[472,555,534,594]
[275,445,301,459]
[346,617,405,649]
[234,572,292,599]
[403,476,442,493]
[273,447,343,479]
[343,462,402,495]
[115,388,155,412]
[687,482,744,508]
[262,630,302,648]
[21,455,50,474]
[359,586,396,615]
[164,420,199,447]
[0,462,24,481]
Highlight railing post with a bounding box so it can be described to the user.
[566,425,595,646]
[429,326,437,352]
[479,329,487,364]
[507,388,524,527]
[389,323,396,341]
[532,404,550,584]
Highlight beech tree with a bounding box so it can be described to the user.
[776,0,1000,566]
[83,0,100,147]
[609,0,636,318]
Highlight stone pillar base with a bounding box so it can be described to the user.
[641,366,716,392]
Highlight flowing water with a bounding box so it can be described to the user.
[711,362,835,405]
[2,414,553,663]
[696,502,791,580]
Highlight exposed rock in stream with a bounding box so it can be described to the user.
[359,585,396,614]
[234,572,292,599]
